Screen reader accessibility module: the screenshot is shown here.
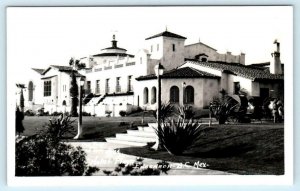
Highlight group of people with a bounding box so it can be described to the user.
[269,98,284,123]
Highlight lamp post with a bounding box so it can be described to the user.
[74,77,85,139]
[152,63,164,150]
[182,82,186,106]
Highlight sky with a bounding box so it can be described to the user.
[7,6,293,83]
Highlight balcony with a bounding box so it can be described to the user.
[114,64,123,69]
[116,85,121,93]
[127,85,133,92]
[126,62,135,66]
[105,86,110,94]
[104,66,112,70]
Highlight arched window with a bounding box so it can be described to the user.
[28,81,33,101]
[151,87,157,104]
[143,87,149,104]
[170,86,179,103]
[184,86,194,104]
[62,100,66,106]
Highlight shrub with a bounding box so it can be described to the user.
[15,115,99,176]
[153,102,176,122]
[24,109,35,116]
[211,96,240,124]
[119,110,126,117]
[36,108,45,116]
[154,118,203,155]
[44,115,76,139]
[105,111,112,117]
[16,135,99,176]
[52,111,63,116]
[177,106,195,120]
[82,111,91,116]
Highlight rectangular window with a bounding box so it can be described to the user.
[140,57,142,64]
[157,44,159,51]
[105,79,110,94]
[234,82,240,94]
[260,88,270,100]
[116,77,121,93]
[87,81,91,94]
[151,45,153,52]
[172,44,176,52]
[44,80,51,97]
[96,80,100,94]
[128,75,133,92]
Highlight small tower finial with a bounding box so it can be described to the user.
[112,34,116,40]
[199,37,201,43]
[165,25,168,31]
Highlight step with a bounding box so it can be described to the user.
[138,126,156,133]
[115,134,157,143]
[127,130,156,138]
[105,138,148,147]
[148,123,158,129]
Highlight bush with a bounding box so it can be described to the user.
[52,111,63,116]
[104,111,111,117]
[44,115,76,139]
[82,111,91,116]
[177,106,195,120]
[154,118,203,155]
[119,110,126,117]
[153,102,176,122]
[16,135,99,176]
[211,96,240,124]
[24,109,35,116]
[15,115,99,176]
[36,108,45,116]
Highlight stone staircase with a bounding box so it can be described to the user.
[105,123,158,146]
[105,118,218,147]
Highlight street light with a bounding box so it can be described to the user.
[182,82,186,106]
[74,77,85,139]
[153,63,164,150]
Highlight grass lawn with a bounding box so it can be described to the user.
[22,115,156,141]
[119,123,284,175]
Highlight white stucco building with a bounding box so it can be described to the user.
[19,30,284,116]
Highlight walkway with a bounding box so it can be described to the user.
[67,141,233,176]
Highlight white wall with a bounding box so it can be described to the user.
[135,77,219,110]
[184,43,245,64]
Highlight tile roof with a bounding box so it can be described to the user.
[92,53,134,57]
[31,68,45,74]
[42,65,85,77]
[101,47,127,51]
[50,65,73,71]
[145,31,187,40]
[186,60,284,81]
[136,67,220,81]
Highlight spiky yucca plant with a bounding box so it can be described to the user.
[44,114,76,140]
[155,118,203,155]
[153,102,176,123]
[211,96,239,124]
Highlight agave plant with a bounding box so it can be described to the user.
[211,96,240,124]
[153,102,176,123]
[154,118,203,155]
[44,114,76,140]
[177,105,195,120]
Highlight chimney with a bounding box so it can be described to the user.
[270,40,283,74]
[111,34,117,48]
[239,52,245,65]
